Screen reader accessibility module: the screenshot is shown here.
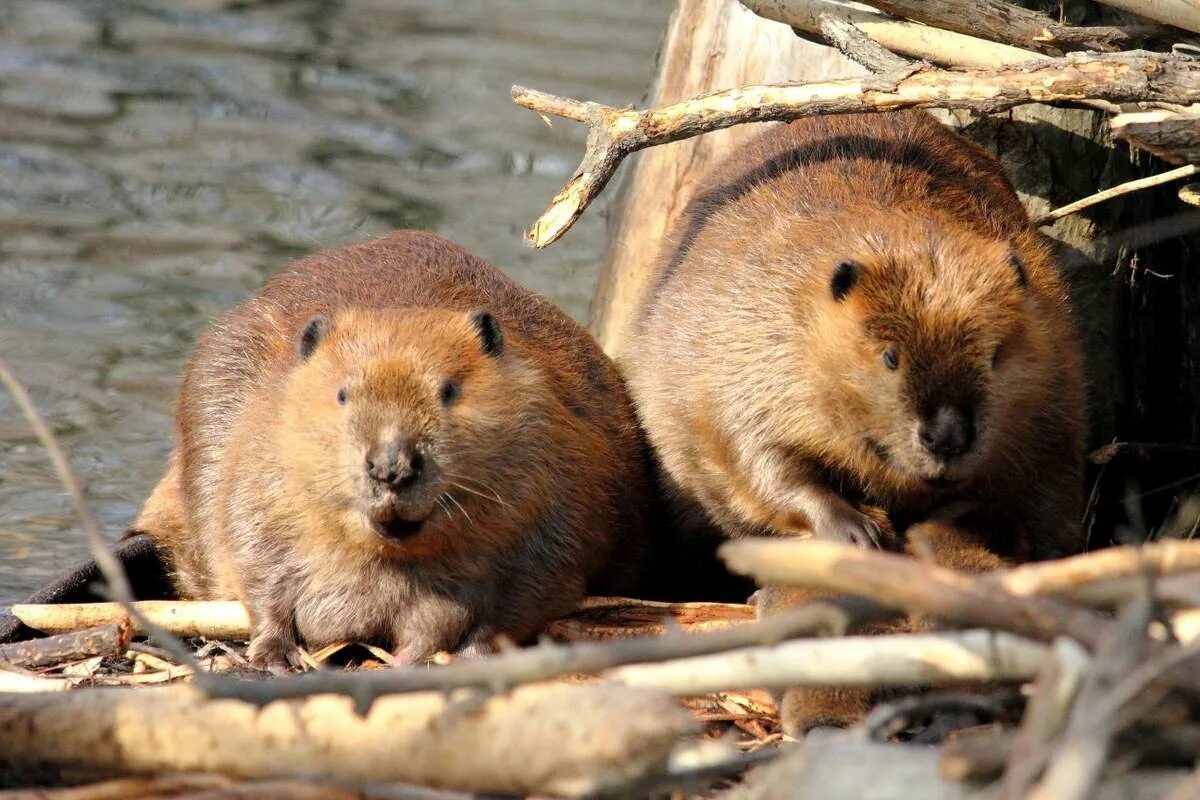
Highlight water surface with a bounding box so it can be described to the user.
[0,0,671,603]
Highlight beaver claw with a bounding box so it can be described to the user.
[814,509,882,549]
[246,633,299,671]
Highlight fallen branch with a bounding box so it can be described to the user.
[1034,165,1200,226]
[545,597,756,640]
[203,596,888,707]
[606,629,1049,695]
[993,540,1200,606]
[0,622,129,669]
[720,539,1110,648]
[861,0,1172,54]
[1111,108,1200,165]
[0,667,67,693]
[1090,0,1200,35]
[11,601,251,640]
[741,0,1041,67]
[1028,598,1157,800]
[0,682,698,797]
[0,776,479,800]
[11,597,758,643]
[1001,637,1094,795]
[513,53,1200,247]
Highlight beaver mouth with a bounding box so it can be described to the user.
[371,516,428,541]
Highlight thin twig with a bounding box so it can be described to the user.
[1034,165,1200,226]
[0,357,200,672]
[204,598,889,708]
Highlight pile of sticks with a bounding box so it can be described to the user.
[3,539,1200,797]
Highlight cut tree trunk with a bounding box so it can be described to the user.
[588,0,864,357]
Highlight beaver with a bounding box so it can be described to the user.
[129,230,652,667]
[628,111,1086,731]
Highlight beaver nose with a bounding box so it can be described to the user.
[365,440,423,489]
[919,406,975,460]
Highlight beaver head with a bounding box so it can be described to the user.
[800,216,1058,492]
[277,307,546,554]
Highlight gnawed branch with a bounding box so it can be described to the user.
[513,53,1200,247]
[608,629,1049,695]
[0,682,698,798]
[720,538,1111,648]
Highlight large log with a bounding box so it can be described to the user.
[0,683,697,797]
[1089,0,1200,35]
[852,0,1170,53]
[741,0,1042,65]
[587,0,863,356]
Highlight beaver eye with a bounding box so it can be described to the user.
[882,346,900,371]
[439,379,460,406]
[992,343,1004,369]
[336,385,347,406]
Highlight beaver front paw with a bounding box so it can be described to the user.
[246,633,299,671]
[813,507,882,549]
[780,686,873,737]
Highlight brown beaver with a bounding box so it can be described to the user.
[130,230,652,668]
[628,111,1086,731]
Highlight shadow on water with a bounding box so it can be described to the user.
[0,0,671,603]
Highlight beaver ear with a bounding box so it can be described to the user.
[830,260,861,302]
[298,315,330,361]
[468,309,503,358]
[1008,251,1029,289]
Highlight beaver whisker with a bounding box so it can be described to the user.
[442,491,473,525]
[444,475,510,509]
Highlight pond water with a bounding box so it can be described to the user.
[0,0,672,604]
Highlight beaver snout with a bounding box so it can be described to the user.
[365,438,425,490]
[918,405,975,460]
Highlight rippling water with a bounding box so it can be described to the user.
[0,0,671,603]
